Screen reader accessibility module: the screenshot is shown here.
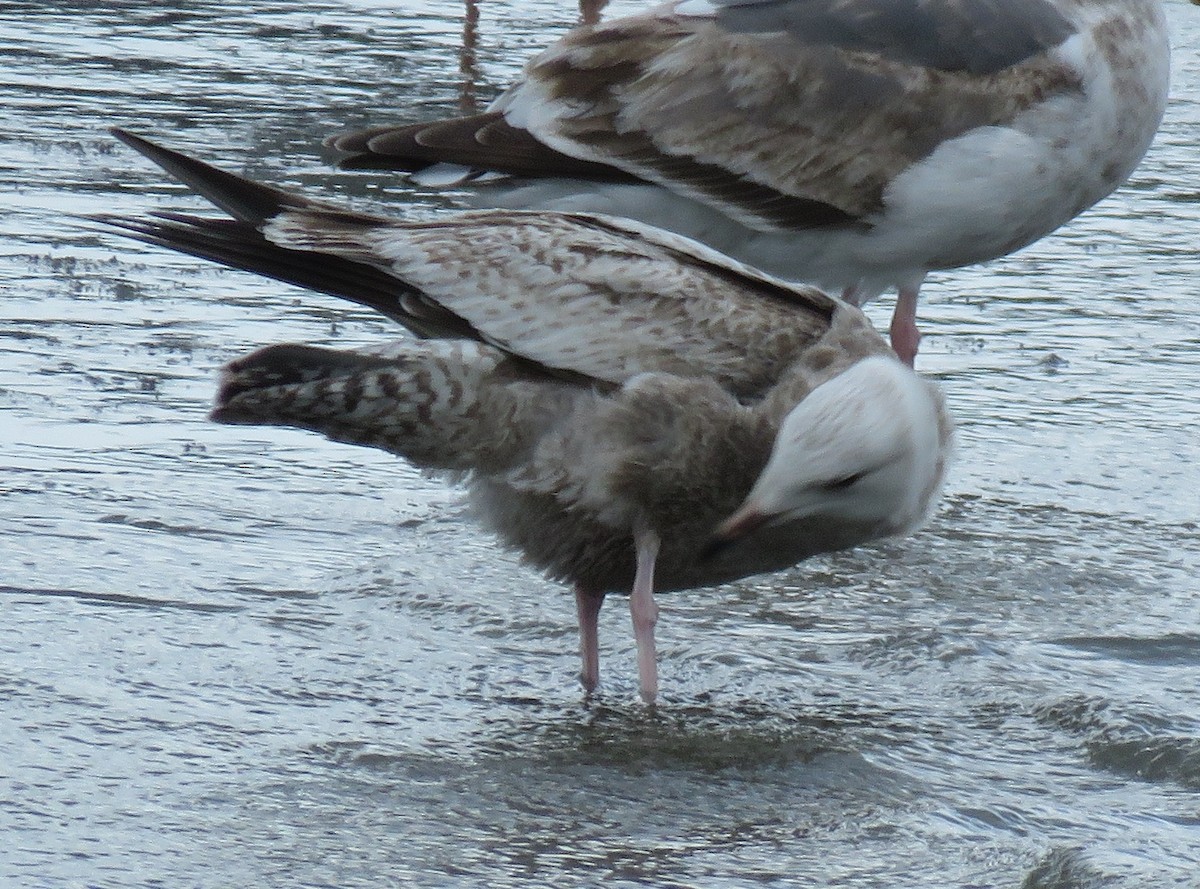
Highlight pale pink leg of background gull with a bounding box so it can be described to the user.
[842,284,922,368]
[889,286,922,368]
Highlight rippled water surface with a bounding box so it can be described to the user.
[2,1,1199,886]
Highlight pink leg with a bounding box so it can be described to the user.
[574,586,604,696]
[890,285,922,367]
[628,525,661,705]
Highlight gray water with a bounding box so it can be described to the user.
[2,1,1199,886]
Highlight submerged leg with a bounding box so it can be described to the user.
[574,586,605,696]
[889,285,923,367]
[628,525,662,705]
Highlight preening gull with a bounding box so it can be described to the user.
[103,130,952,703]
[326,0,1171,365]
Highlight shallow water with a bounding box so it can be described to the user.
[2,1,1199,886]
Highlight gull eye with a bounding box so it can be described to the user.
[822,471,867,492]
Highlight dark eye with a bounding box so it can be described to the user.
[822,471,867,491]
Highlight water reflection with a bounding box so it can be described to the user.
[580,0,610,24]
[455,0,611,111]
[460,0,481,112]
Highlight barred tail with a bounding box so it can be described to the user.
[212,341,570,473]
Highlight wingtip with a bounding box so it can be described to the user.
[322,131,350,152]
[109,126,140,145]
[106,126,313,226]
[108,127,180,168]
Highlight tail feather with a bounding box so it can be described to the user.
[212,344,401,410]
[212,341,567,473]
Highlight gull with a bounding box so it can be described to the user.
[102,129,952,704]
[326,0,1171,365]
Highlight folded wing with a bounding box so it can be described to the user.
[107,130,845,399]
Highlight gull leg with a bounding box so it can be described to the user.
[574,586,604,696]
[889,285,923,367]
[628,525,662,705]
[580,0,609,25]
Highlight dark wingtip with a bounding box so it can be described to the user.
[108,126,312,225]
[335,154,430,173]
[109,127,213,186]
[323,125,431,172]
[213,343,323,401]
[110,126,153,153]
[322,130,359,152]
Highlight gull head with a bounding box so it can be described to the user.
[704,356,948,558]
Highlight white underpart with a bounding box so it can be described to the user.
[844,26,1170,296]
[412,164,476,187]
[672,0,720,17]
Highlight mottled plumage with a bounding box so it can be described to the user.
[327,0,1171,364]
[103,130,952,703]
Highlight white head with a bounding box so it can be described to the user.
[709,356,948,551]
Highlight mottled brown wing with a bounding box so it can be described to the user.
[329,3,1080,232]
[264,208,842,399]
[499,14,1080,227]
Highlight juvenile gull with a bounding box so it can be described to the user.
[104,130,952,703]
[327,0,1171,365]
